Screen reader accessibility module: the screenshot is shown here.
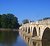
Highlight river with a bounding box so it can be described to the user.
[0,31,50,46]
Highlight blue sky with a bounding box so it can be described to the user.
[0,0,50,23]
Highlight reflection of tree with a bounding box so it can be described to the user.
[0,31,19,46]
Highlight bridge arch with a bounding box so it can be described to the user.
[26,27,27,32]
[32,27,37,37]
[28,27,30,33]
[39,27,40,36]
[42,27,50,40]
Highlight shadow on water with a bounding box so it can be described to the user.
[0,30,19,46]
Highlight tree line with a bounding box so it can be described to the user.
[0,14,20,29]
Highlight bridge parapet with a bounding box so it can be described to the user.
[38,19,50,24]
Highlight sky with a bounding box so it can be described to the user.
[0,0,50,23]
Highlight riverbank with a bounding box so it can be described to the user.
[0,28,19,37]
[0,28,19,31]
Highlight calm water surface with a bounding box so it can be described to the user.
[0,31,27,46]
[0,31,50,46]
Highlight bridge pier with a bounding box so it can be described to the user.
[27,27,28,33]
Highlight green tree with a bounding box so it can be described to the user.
[0,13,20,29]
[0,15,2,28]
[22,19,29,24]
[1,14,7,28]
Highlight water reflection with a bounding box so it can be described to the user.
[0,31,19,46]
[0,30,50,46]
[30,40,50,46]
[42,40,50,46]
[29,40,42,46]
[23,36,50,46]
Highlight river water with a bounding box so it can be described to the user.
[0,31,27,46]
[0,31,50,46]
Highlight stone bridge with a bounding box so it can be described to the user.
[19,19,50,40]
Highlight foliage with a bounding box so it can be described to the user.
[0,14,20,29]
[0,15,2,28]
[22,19,29,24]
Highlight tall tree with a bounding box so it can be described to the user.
[0,13,20,29]
[0,15,2,28]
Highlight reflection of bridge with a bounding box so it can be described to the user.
[19,19,50,40]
